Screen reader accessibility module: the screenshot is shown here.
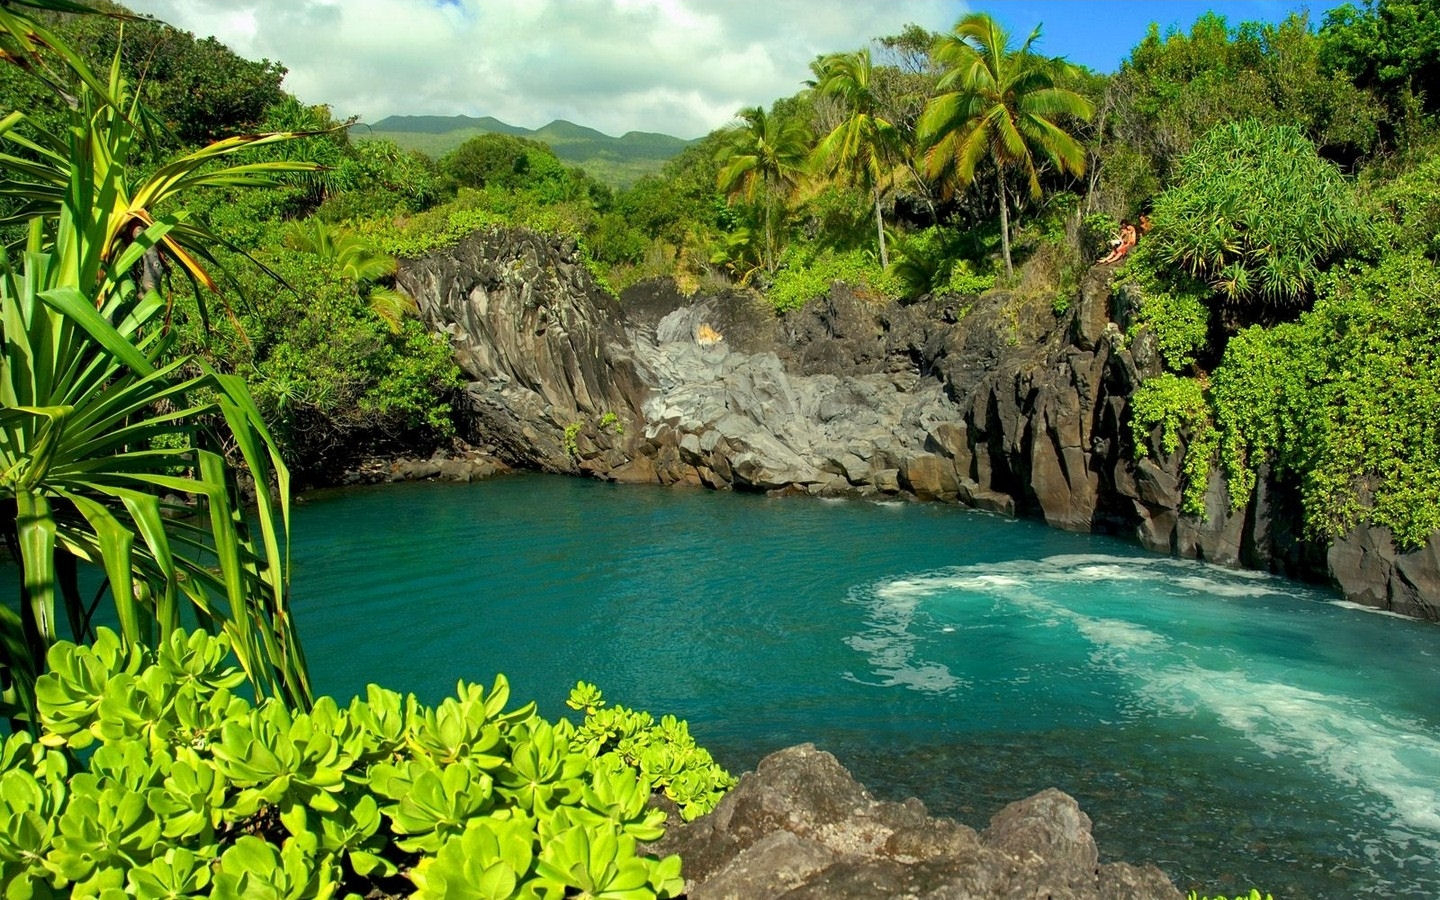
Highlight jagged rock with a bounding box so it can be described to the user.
[398,231,1440,616]
[653,744,1182,900]
[397,228,649,473]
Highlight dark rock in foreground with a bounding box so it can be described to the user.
[653,745,1181,899]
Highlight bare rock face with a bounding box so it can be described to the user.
[651,744,1182,900]
[399,229,1440,618]
[396,229,650,473]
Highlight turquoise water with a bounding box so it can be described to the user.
[292,475,1440,898]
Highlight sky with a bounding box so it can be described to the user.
[121,1,1352,140]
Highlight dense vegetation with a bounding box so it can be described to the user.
[1,0,1438,892]
[1,628,732,896]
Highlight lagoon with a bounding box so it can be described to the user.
[292,475,1440,898]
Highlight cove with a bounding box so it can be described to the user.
[292,474,1440,898]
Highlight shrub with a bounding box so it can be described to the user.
[1130,372,1219,516]
[1148,120,1372,308]
[1212,252,1440,547]
[1121,247,1211,371]
[1,628,733,897]
[768,245,900,312]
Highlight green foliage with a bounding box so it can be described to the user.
[1188,891,1274,900]
[1211,253,1440,547]
[1120,247,1211,370]
[946,260,995,297]
[1148,120,1372,307]
[176,246,460,478]
[3,627,725,898]
[715,104,811,273]
[886,226,993,299]
[0,3,312,720]
[920,11,1093,278]
[767,244,900,312]
[809,48,904,268]
[566,683,736,821]
[442,133,572,197]
[1320,0,1440,114]
[1363,144,1440,261]
[1113,11,1381,182]
[1130,373,1219,516]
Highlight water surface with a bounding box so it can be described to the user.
[292,475,1440,898]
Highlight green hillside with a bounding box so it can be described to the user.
[354,114,694,187]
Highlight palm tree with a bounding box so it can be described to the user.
[284,219,418,333]
[918,13,1093,278]
[809,49,904,268]
[715,105,810,273]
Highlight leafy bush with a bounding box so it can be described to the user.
[1148,120,1372,308]
[1364,145,1440,261]
[1212,253,1440,546]
[946,259,996,297]
[1130,372,1219,516]
[1120,247,1211,371]
[175,247,461,479]
[1188,891,1273,900]
[887,227,995,299]
[1,628,733,898]
[767,245,900,312]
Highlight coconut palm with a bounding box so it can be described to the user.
[919,12,1093,278]
[715,105,810,273]
[0,1,316,721]
[809,48,906,268]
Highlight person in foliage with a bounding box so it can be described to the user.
[1100,220,1138,263]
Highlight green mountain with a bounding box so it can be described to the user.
[355,115,694,188]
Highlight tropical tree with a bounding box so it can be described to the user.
[919,12,1093,278]
[715,105,810,273]
[284,218,418,333]
[809,48,905,268]
[0,0,316,722]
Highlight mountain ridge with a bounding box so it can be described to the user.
[356,114,695,187]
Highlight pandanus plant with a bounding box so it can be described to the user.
[0,0,320,724]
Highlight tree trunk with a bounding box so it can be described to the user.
[873,186,888,269]
[998,175,1013,279]
[764,193,775,273]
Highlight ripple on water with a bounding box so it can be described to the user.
[289,479,1440,899]
[847,554,1440,897]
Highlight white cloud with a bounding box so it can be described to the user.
[121,0,968,138]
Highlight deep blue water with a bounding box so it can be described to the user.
[291,475,1440,898]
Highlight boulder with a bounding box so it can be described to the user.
[654,744,1182,900]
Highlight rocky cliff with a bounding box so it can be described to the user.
[396,227,1440,619]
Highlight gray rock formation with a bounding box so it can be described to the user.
[396,228,649,473]
[397,227,1440,620]
[651,744,1181,899]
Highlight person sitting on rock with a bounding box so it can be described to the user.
[1099,220,1137,264]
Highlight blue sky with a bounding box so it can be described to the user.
[984,1,1351,72]
[122,1,1354,139]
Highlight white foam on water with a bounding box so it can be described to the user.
[1329,600,1424,621]
[844,576,965,695]
[850,553,1440,855]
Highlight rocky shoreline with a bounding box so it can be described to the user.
[393,227,1439,620]
[650,744,1182,899]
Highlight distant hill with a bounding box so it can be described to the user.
[353,115,695,188]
